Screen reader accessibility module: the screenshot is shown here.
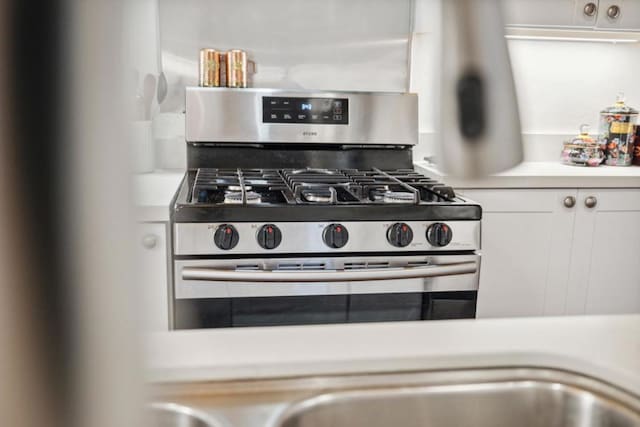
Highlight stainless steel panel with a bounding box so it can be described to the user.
[158,0,414,113]
[185,88,418,145]
[181,262,477,282]
[174,254,480,299]
[173,220,480,256]
[150,369,640,427]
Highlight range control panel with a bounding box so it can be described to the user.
[262,96,348,125]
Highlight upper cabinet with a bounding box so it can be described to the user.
[595,0,640,30]
[503,0,640,31]
[503,0,598,29]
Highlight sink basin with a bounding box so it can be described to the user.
[150,369,640,427]
[150,402,222,427]
[275,381,640,427]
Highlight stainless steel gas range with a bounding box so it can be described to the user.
[170,87,481,329]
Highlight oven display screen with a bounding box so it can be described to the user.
[262,97,348,125]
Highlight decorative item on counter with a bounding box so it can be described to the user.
[633,125,640,166]
[199,48,222,87]
[225,49,257,88]
[599,93,638,166]
[561,124,604,167]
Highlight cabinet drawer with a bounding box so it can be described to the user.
[135,222,170,331]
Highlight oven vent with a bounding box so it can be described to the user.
[406,260,430,267]
[236,264,260,271]
[276,262,326,271]
[344,262,366,270]
[344,261,390,270]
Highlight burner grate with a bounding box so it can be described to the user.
[191,169,290,205]
[189,168,457,205]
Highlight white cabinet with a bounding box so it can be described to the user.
[462,188,640,318]
[503,0,640,31]
[596,0,640,30]
[566,189,640,315]
[503,0,598,29]
[462,189,577,318]
[135,222,170,331]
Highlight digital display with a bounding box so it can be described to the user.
[262,97,348,125]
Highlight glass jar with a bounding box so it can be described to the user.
[633,125,640,166]
[599,93,638,166]
[561,124,604,167]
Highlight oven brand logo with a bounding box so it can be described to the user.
[302,131,318,136]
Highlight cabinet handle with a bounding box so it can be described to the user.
[583,2,598,17]
[585,196,598,209]
[563,196,576,208]
[607,5,621,19]
[141,234,158,249]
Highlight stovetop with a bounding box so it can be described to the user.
[190,168,457,206]
[172,168,482,223]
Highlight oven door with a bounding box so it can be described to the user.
[173,254,480,329]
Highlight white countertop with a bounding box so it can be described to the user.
[133,170,184,221]
[414,161,640,189]
[147,315,640,396]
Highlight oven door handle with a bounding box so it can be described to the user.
[181,261,477,283]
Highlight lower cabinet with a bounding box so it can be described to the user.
[566,189,640,315]
[461,188,640,318]
[135,222,170,331]
[462,189,577,318]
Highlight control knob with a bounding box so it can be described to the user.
[323,224,349,249]
[257,224,282,249]
[214,224,239,250]
[387,223,413,248]
[426,223,453,247]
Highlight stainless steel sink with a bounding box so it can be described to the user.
[276,381,640,427]
[150,402,224,427]
[151,369,640,427]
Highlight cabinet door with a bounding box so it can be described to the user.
[567,189,640,315]
[596,0,640,30]
[502,0,598,28]
[135,222,170,331]
[461,189,577,318]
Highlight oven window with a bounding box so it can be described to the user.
[174,292,477,329]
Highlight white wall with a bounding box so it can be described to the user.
[509,39,640,135]
[410,0,640,161]
[153,0,413,169]
[149,0,640,169]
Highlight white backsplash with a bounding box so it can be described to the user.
[149,0,640,169]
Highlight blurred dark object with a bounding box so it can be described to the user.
[1,0,70,427]
[1,1,143,427]
[440,0,524,178]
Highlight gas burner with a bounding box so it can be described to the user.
[224,191,262,204]
[227,185,252,192]
[290,168,337,175]
[382,191,416,204]
[301,188,335,204]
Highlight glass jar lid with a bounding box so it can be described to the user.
[566,124,598,146]
[601,92,639,115]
